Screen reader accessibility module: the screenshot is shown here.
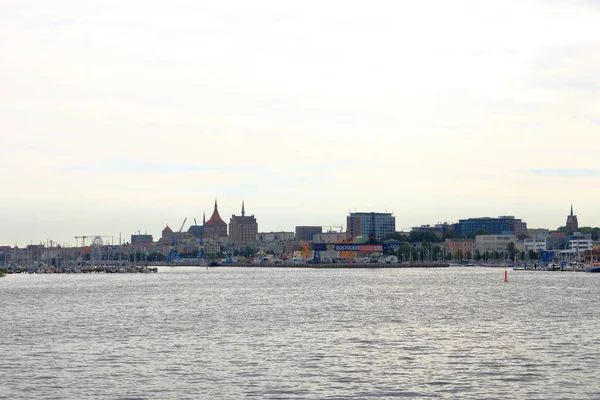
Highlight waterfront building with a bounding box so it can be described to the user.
[295,226,323,242]
[160,226,173,243]
[475,234,517,254]
[566,203,579,232]
[229,201,258,244]
[455,216,527,237]
[346,212,396,240]
[524,237,547,252]
[411,223,451,238]
[569,232,593,251]
[0,245,10,264]
[256,232,295,242]
[583,249,600,263]
[204,199,228,238]
[131,234,153,245]
[445,239,474,259]
[313,232,347,243]
[547,231,568,250]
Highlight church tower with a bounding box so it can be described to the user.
[566,203,579,232]
[229,201,258,244]
[204,198,228,238]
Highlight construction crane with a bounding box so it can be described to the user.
[167,218,187,262]
[75,236,88,247]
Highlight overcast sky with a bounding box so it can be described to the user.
[1,0,600,246]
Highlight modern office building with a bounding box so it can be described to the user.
[346,212,396,240]
[454,216,527,237]
[295,226,323,242]
[229,202,258,244]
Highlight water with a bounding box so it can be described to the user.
[1,267,599,399]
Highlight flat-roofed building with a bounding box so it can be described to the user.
[445,239,474,259]
[131,234,153,245]
[524,237,547,252]
[475,234,517,254]
[313,232,347,243]
[346,212,395,240]
[295,226,322,242]
[455,216,527,237]
[256,232,295,242]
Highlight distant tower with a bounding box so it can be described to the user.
[204,198,228,238]
[229,201,258,244]
[566,203,579,232]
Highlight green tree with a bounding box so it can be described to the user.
[443,230,457,240]
[528,250,538,260]
[507,242,517,261]
[466,229,489,239]
[383,232,409,242]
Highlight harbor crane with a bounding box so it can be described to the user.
[75,236,88,247]
[167,218,187,262]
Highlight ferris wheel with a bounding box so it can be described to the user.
[92,236,104,247]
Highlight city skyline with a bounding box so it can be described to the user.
[0,199,591,247]
[2,0,600,245]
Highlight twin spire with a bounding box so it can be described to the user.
[200,198,247,224]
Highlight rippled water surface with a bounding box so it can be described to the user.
[1,267,599,399]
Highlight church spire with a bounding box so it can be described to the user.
[214,198,218,211]
[570,202,574,216]
[242,201,245,216]
[203,211,206,224]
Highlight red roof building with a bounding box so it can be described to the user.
[204,199,228,238]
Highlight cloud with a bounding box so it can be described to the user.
[527,169,600,178]
[591,119,600,126]
[57,161,257,174]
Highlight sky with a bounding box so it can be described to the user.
[1,0,600,246]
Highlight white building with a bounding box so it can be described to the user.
[475,234,517,254]
[569,238,593,251]
[256,232,295,242]
[313,232,347,243]
[524,238,547,252]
